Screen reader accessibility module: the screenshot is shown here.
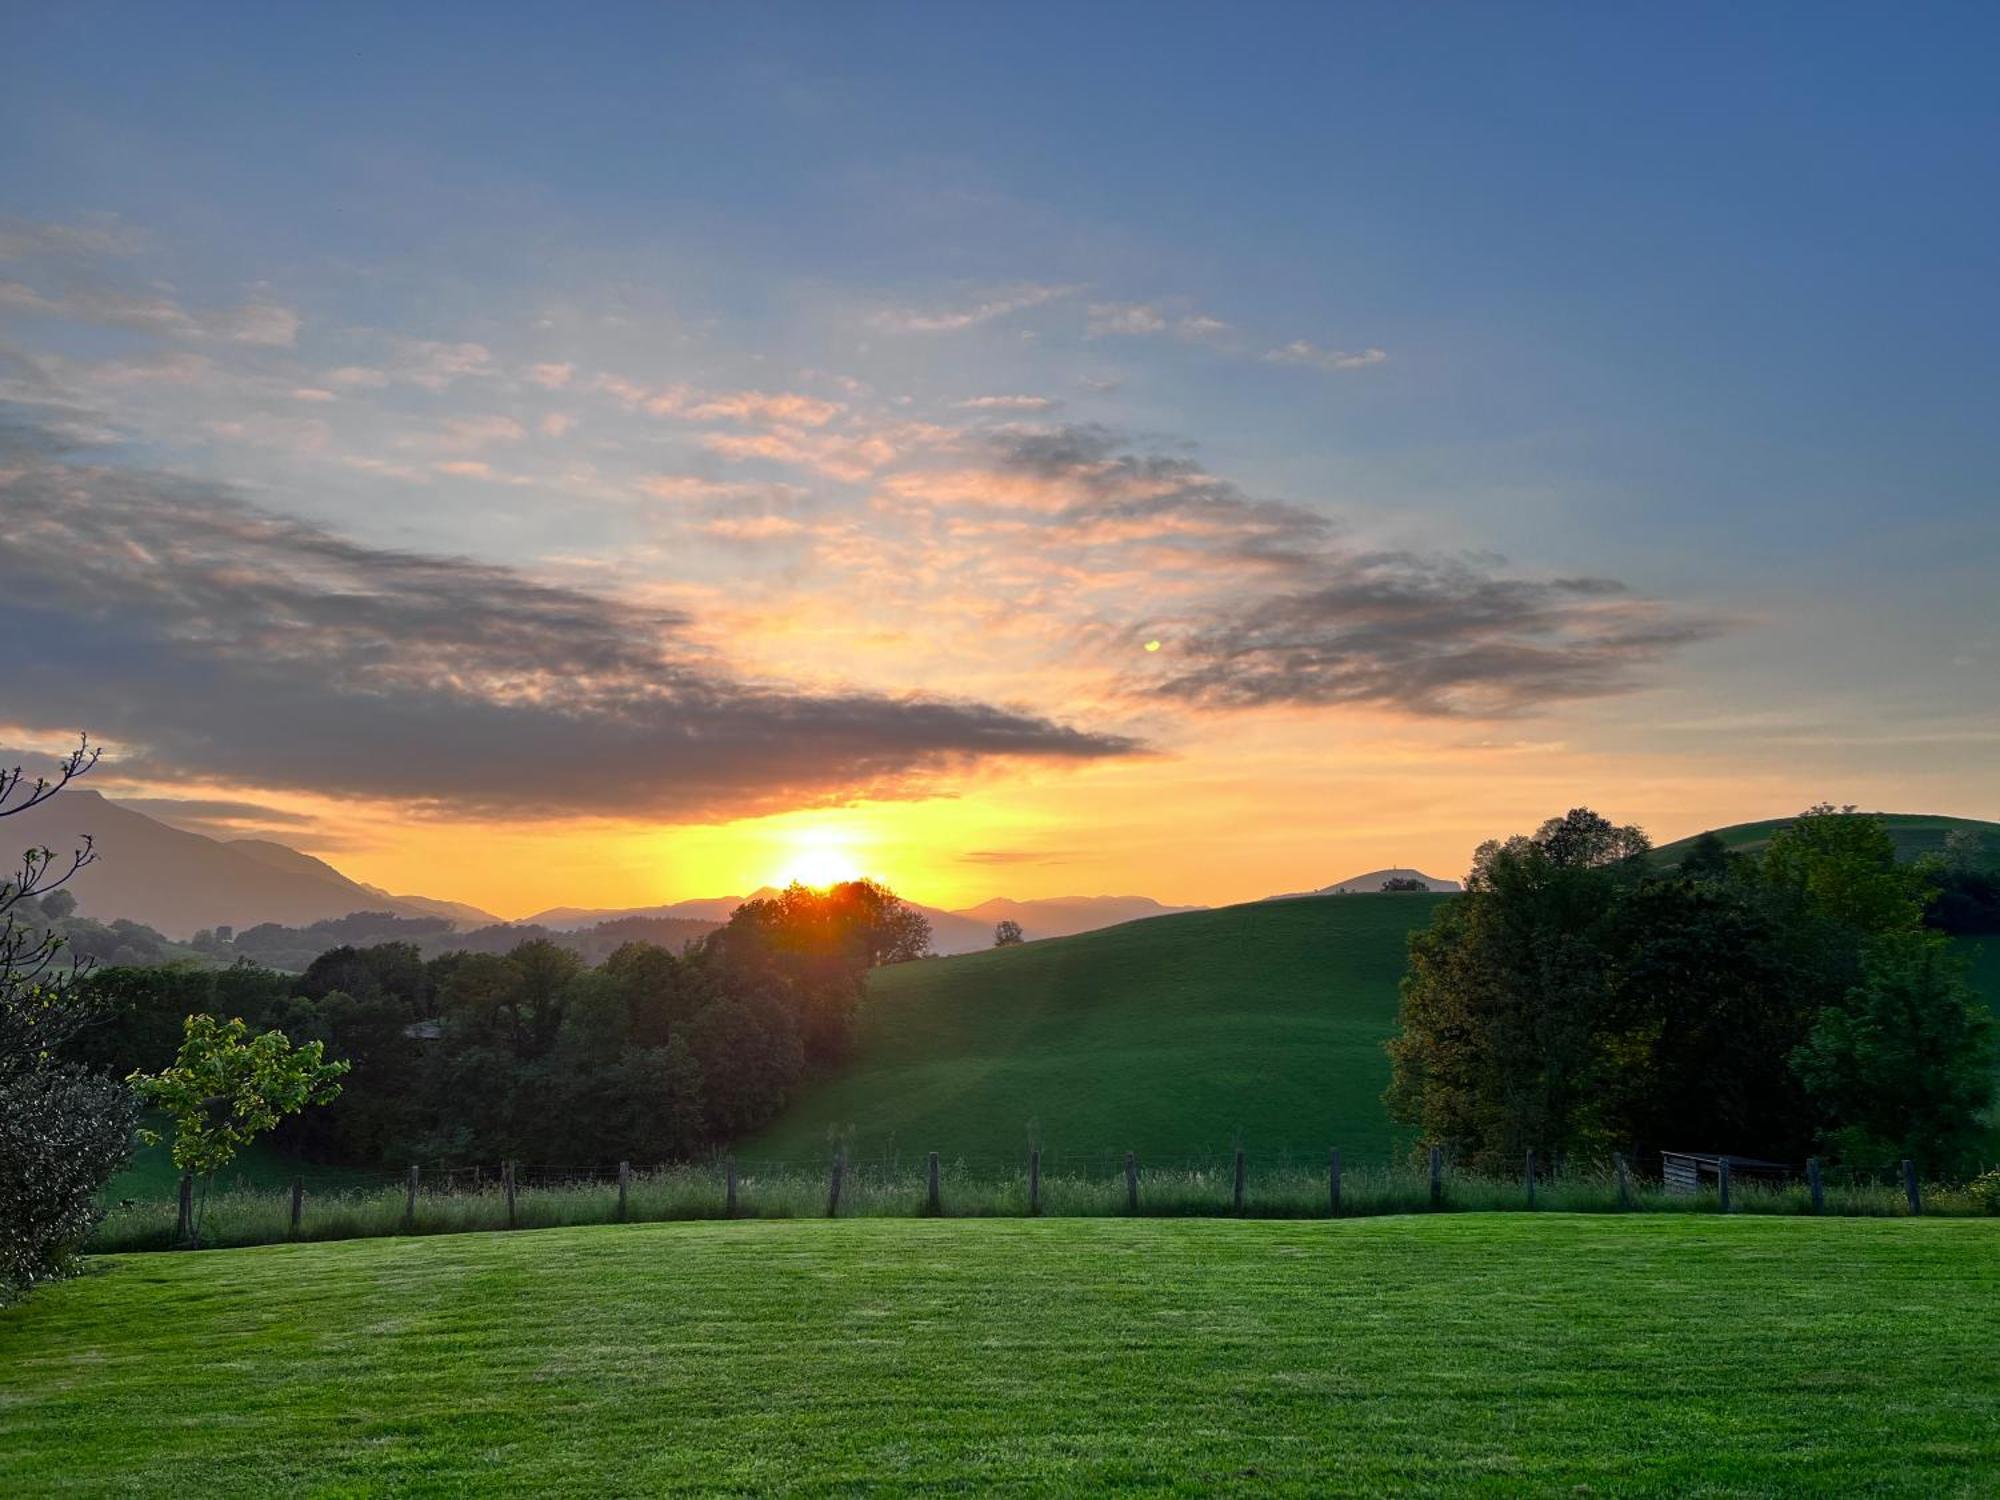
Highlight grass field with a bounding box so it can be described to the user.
[751,892,1447,1165]
[7,1216,1999,1495]
[103,1112,372,1204]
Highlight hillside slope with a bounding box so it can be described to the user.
[1654,813,2000,868]
[751,893,1447,1165]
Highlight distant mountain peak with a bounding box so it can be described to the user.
[1265,867,1462,900]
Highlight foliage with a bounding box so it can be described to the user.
[993,919,1024,946]
[0,736,139,1302]
[1387,803,1994,1176]
[1969,1169,2000,1216]
[1791,931,1996,1173]
[129,1015,348,1176]
[1379,876,1428,892]
[9,1219,2000,1494]
[80,878,928,1173]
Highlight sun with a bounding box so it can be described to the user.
[778,842,863,890]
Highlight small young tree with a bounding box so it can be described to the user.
[993,919,1025,946]
[129,1015,348,1244]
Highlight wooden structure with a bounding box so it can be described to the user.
[1661,1150,1790,1196]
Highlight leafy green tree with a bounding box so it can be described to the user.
[1791,931,1996,1175]
[1386,812,1634,1169]
[130,1015,347,1242]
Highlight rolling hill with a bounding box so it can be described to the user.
[1654,813,2000,869]
[750,892,1448,1166]
[754,829,2000,1168]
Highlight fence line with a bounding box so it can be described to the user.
[121,1145,1993,1257]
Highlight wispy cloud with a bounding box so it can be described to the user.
[1086,301,1231,341]
[1262,340,1388,372]
[955,394,1061,412]
[873,282,1080,333]
[0,280,299,346]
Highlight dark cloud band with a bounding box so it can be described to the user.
[0,414,1140,818]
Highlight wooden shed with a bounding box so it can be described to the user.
[1661,1151,1791,1195]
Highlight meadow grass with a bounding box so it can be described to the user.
[753,892,1449,1163]
[9,1215,2000,1495]
[87,1155,1986,1254]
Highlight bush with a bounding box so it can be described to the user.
[0,1065,137,1301]
[1969,1169,2000,1217]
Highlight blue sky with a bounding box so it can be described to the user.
[2,4,1995,911]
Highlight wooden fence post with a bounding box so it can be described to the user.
[1125,1151,1139,1213]
[827,1149,845,1218]
[725,1159,738,1218]
[1233,1149,1246,1215]
[926,1151,941,1215]
[1429,1145,1443,1207]
[504,1160,517,1229]
[404,1164,419,1233]
[1717,1156,1732,1214]
[290,1176,304,1236]
[1029,1148,1041,1216]
[1614,1153,1630,1211]
[1329,1147,1342,1214]
[1525,1149,1536,1210]
[1903,1159,1922,1216]
[617,1160,630,1221]
[1807,1156,1824,1214]
[176,1171,194,1249]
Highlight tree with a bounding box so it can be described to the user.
[129,1015,348,1243]
[0,736,138,1303]
[1791,931,1996,1175]
[1379,877,1428,893]
[993,919,1025,946]
[1386,816,1631,1169]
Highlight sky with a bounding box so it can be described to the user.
[2,3,1996,918]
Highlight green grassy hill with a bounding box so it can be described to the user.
[6,1218,1998,1494]
[752,893,1446,1165]
[1654,812,2000,868]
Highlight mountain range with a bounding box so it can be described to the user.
[2,790,501,936]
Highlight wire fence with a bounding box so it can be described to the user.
[91,1145,1998,1255]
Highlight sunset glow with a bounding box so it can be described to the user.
[1,8,1992,924]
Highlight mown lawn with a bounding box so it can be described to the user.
[5,1215,1998,1496]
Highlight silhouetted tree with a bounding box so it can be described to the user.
[993,919,1025,946]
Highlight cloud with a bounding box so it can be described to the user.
[1086,302,1232,341]
[0,217,144,261]
[389,340,494,390]
[873,283,1079,334]
[959,848,1076,865]
[0,280,298,346]
[0,414,1139,819]
[527,362,575,390]
[113,796,317,838]
[1262,341,1388,372]
[922,425,1723,717]
[1147,561,1721,717]
[955,394,1061,412]
[684,390,844,427]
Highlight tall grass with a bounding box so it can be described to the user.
[88,1155,1992,1254]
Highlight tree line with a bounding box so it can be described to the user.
[69,878,932,1171]
[1386,807,1997,1176]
